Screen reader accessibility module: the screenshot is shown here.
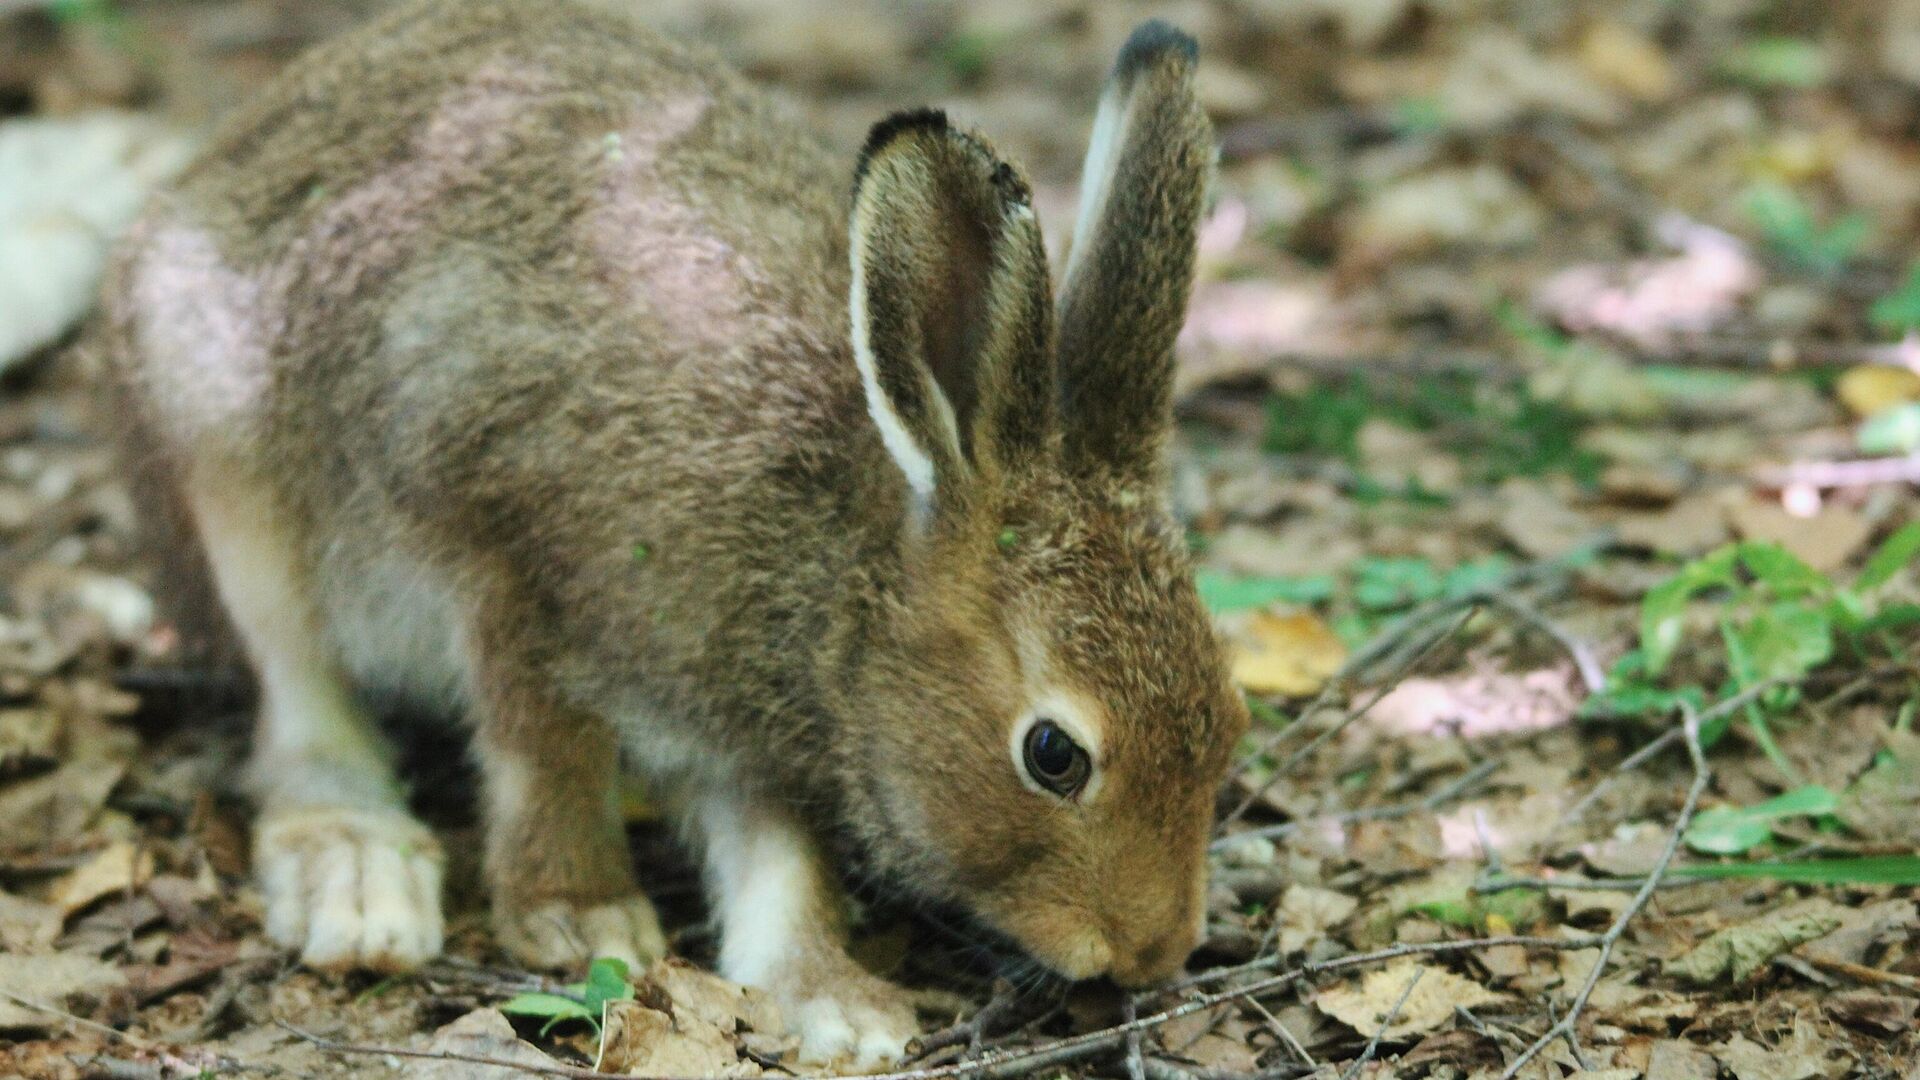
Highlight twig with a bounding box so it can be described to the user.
[1497,705,1711,1079]
[1244,997,1316,1069]
[289,935,1604,1080]
[1483,591,1607,695]
[1560,679,1778,831]
[1799,955,1920,993]
[906,979,1029,1060]
[1755,454,1920,491]
[1160,934,1598,994]
[1216,758,1500,849]
[280,1020,627,1080]
[0,989,151,1048]
[1124,999,1148,1080]
[1473,808,1502,878]
[1337,968,1423,1080]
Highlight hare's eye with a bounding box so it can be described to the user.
[1023,720,1090,797]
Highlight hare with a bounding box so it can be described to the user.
[100,0,1247,1066]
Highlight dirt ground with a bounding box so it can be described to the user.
[2,1,1919,1078]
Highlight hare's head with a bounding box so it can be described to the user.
[839,23,1248,988]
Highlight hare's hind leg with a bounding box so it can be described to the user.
[187,472,444,972]
[463,607,665,972]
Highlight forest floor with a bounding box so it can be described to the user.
[2,1,1919,1078]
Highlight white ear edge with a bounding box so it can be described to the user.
[848,216,962,508]
[1062,81,1134,294]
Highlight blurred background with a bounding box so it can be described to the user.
[4,1,1920,1076]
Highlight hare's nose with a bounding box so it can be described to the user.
[1107,923,1200,988]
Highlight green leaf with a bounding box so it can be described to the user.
[1870,260,1920,333]
[1856,403,1920,454]
[1195,570,1337,612]
[1741,181,1868,274]
[1859,521,1920,590]
[1719,36,1830,88]
[581,957,634,1015]
[1670,855,1920,886]
[1409,896,1479,928]
[1683,785,1840,855]
[1391,96,1449,136]
[1726,603,1834,685]
[1640,546,1740,675]
[500,991,595,1035]
[1353,557,1445,611]
[1581,650,1705,717]
[1441,556,1514,599]
[1737,542,1827,598]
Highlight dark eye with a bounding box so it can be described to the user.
[1023,720,1091,797]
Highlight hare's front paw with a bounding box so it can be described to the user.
[255,805,446,973]
[770,953,918,1072]
[494,894,667,971]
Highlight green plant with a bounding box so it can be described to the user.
[1589,526,1920,852]
[1261,373,1601,489]
[1717,37,1830,89]
[1870,259,1920,334]
[1196,570,1336,612]
[1742,181,1870,276]
[1683,784,1838,854]
[501,957,635,1037]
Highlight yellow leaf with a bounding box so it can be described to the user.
[48,839,152,917]
[1576,22,1674,102]
[1231,611,1346,697]
[1836,364,1920,418]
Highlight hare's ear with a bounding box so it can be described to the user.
[1057,22,1213,487]
[849,110,1055,519]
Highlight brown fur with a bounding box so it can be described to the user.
[100,0,1245,991]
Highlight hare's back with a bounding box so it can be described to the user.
[114,0,851,467]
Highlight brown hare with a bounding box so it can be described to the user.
[101,0,1247,1066]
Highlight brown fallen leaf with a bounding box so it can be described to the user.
[0,707,60,775]
[600,999,757,1077]
[646,957,782,1036]
[1645,1039,1718,1080]
[1275,884,1359,955]
[1711,1032,1828,1080]
[0,889,61,953]
[1176,1032,1259,1074]
[1313,961,1504,1039]
[1497,480,1600,559]
[1799,897,1917,965]
[1612,494,1731,557]
[1230,611,1346,697]
[417,1008,558,1080]
[1667,899,1846,984]
[1836,729,1920,847]
[1725,495,1872,574]
[0,951,126,1031]
[0,756,130,855]
[1823,990,1917,1035]
[47,839,153,918]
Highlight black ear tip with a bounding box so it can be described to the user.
[1115,19,1197,79]
[854,108,951,186]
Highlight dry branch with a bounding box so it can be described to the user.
[284,934,1608,1080]
[1496,705,1710,1078]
